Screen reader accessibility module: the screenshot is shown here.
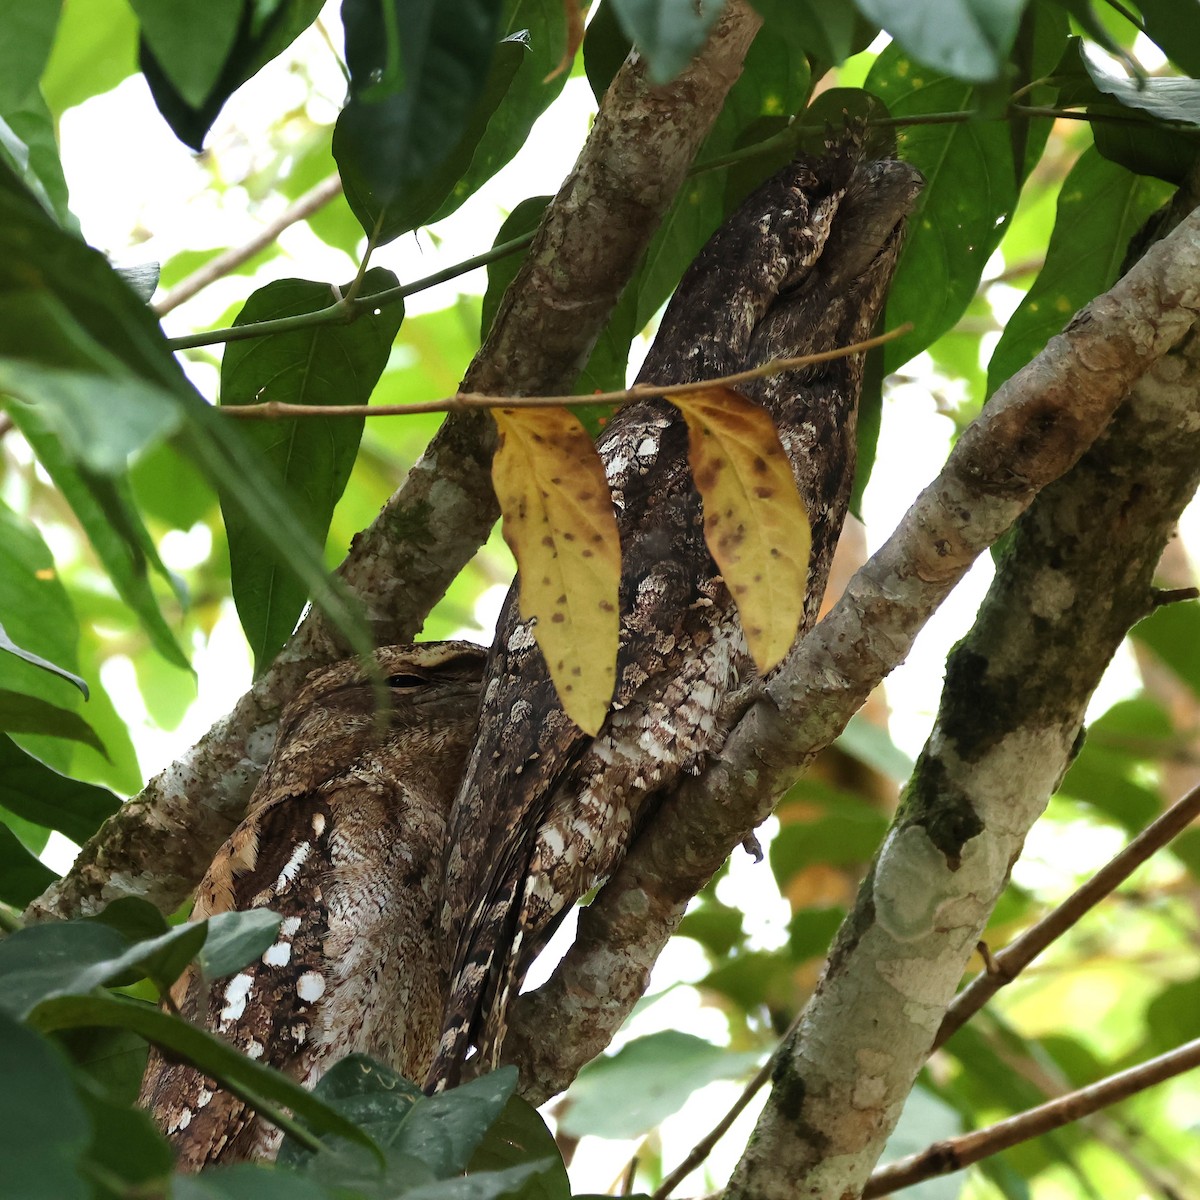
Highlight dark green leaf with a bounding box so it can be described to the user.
[609,0,726,84]
[29,993,382,1158]
[786,906,845,962]
[0,734,121,845]
[0,85,78,230]
[130,0,242,109]
[0,690,104,751]
[753,0,875,70]
[199,909,284,980]
[76,1075,174,1193]
[866,44,1019,371]
[219,270,402,669]
[55,1024,149,1106]
[403,1161,555,1200]
[857,0,1028,81]
[0,917,207,1017]
[333,0,506,244]
[468,1094,570,1200]
[87,895,170,945]
[1137,0,1200,75]
[771,783,890,881]
[560,1032,760,1138]
[0,0,62,110]
[431,0,580,224]
[1077,42,1200,126]
[141,0,325,149]
[0,821,57,908]
[583,0,630,101]
[481,197,550,341]
[677,899,745,957]
[0,620,87,697]
[173,1164,338,1200]
[0,1011,89,1200]
[987,148,1170,397]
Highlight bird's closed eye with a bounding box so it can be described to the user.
[386,674,427,688]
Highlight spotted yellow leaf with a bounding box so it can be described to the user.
[668,385,810,673]
[491,406,620,734]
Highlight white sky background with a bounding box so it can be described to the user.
[46,14,1189,1193]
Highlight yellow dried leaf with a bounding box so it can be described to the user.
[668,385,811,673]
[491,406,620,735]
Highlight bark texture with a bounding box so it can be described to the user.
[505,207,1200,1106]
[27,1,763,922]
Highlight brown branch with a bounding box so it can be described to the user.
[28,0,766,922]
[505,210,1200,1106]
[153,175,344,316]
[864,1038,1200,1197]
[218,327,910,420]
[934,781,1200,1051]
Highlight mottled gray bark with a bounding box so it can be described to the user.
[27,1,764,921]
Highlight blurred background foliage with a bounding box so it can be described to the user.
[2,1,1200,1197]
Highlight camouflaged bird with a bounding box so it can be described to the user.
[430,138,923,1089]
[140,642,485,1168]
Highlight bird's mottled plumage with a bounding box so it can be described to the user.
[431,140,923,1089]
[140,642,485,1168]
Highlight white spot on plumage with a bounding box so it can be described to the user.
[219,973,254,1026]
[311,812,326,837]
[296,971,325,1003]
[275,841,311,891]
[279,915,301,938]
[262,940,292,967]
[196,1087,213,1108]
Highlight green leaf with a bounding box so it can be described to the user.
[468,1095,570,1200]
[282,1058,518,1183]
[753,0,876,70]
[787,906,845,962]
[1137,0,1200,76]
[219,270,402,669]
[199,909,284,980]
[0,917,210,1018]
[1,85,77,231]
[878,1085,964,1199]
[609,0,726,84]
[1077,42,1200,126]
[866,44,1019,371]
[76,1075,174,1194]
[677,898,746,957]
[55,1024,149,1106]
[0,821,57,908]
[402,1162,555,1200]
[141,0,325,149]
[0,734,121,845]
[987,148,1171,397]
[129,0,242,110]
[333,0,506,244]
[0,690,103,751]
[29,993,382,1159]
[481,197,551,341]
[0,1011,89,1200]
[560,1032,761,1138]
[857,0,1027,82]
[0,0,62,110]
[41,0,138,117]
[0,620,87,698]
[770,783,891,881]
[173,1164,338,1200]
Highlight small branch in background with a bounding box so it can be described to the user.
[0,413,14,440]
[153,175,344,316]
[934,781,1200,1051]
[864,1038,1200,1198]
[1151,585,1200,607]
[217,327,909,420]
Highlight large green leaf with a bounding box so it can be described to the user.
[28,993,382,1158]
[130,0,242,110]
[0,690,103,751]
[0,1011,90,1200]
[333,0,506,244]
[0,85,76,230]
[40,0,138,116]
[1135,602,1200,702]
[173,1165,338,1200]
[76,1075,174,1195]
[0,821,57,908]
[219,270,403,670]
[867,44,1019,371]
[1137,0,1200,76]
[0,0,62,110]
[141,0,325,149]
[986,148,1171,397]
[857,0,1028,82]
[610,0,726,83]
[198,909,284,980]
[0,735,121,845]
[468,1094,570,1200]
[561,1031,760,1138]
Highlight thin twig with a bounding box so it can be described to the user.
[652,1010,805,1200]
[217,325,910,421]
[864,1038,1200,1197]
[153,175,344,316]
[164,229,536,350]
[934,781,1200,1051]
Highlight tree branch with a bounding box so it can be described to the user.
[864,1038,1200,1197]
[504,209,1200,1109]
[27,0,765,922]
[934,780,1200,1051]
